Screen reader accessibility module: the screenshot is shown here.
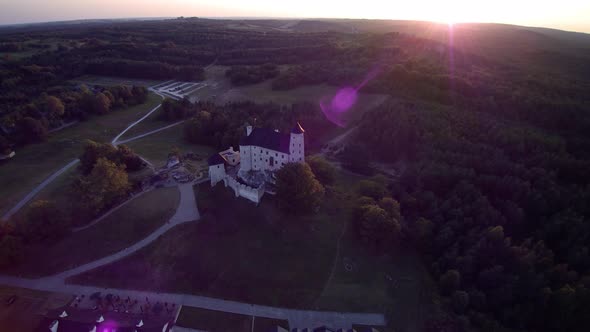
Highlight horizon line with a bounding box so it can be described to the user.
[0,16,588,36]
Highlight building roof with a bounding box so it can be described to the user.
[207,153,227,166]
[291,122,305,134]
[240,128,291,153]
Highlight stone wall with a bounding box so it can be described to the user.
[223,176,265,204]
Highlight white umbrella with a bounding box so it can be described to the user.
[49,320,59,332]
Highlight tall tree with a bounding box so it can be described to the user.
[275,162,325,215]
[92,92,111,114]
[18,117,47,143]
[43,95,65,118]
[306,156,336,185]
[74,157,130,215]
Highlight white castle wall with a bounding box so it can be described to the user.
[248,146,290,172]
[239,145,252,171]
[209,164,226,186]
[223,176,265,204]
[289,132,304,163]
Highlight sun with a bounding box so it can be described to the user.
[422,1,475,25]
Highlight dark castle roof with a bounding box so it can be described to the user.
[207,153,227,166]
[240,128,292,153]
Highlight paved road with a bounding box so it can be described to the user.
[169,183,200,223]
[1,159,80,222]
[0,276,386,329]
[45,183,199,281]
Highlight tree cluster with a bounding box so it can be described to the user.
[183,100,332,151]
[352,177,402,252]
[275,162,325,215]
[1,83,148,150]
[355,100,590,331]
[225,64,279,86]
[79,140,144,175]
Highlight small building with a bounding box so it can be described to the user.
[219,146,240,166]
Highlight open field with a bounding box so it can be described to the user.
[0,93,161,217]
[2,186,179,277]
[0,286,72,332]
[117,106,168,141]
[175,306,290,332]
[191,66,388,125]
[125,125,215,168]
[69,183,342,309]
[69,75,162,87]
[176,306,252,332]
[0,38,63,61]
[68,173,422,324]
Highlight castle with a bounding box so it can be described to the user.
[208,123,305,203]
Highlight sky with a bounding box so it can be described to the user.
[1,0,589,33]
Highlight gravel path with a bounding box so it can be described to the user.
[111,91,165,145]
[114,120,186,146]
[1,159,80,222]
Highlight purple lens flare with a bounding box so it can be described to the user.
[319,65,383,127]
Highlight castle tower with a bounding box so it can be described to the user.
[289,122,305,163]
[240,124,253,171]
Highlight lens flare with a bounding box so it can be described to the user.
[319,65,382,127]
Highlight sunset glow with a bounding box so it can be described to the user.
[1,0,589,33]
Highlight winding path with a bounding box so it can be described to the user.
[111,90,165,145]
[1,159,80,222]
[2,89,166,222]
[48,183,200,282]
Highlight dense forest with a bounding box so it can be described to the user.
[1,17,590,331]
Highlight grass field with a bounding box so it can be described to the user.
[0,286,72,332]
[69,75,162,88]
[175,306,289,332]
[65,171,429,331]
[69,183,342,309]
[2,186,179,277]
[125,125,215,168]
[117,106,169,141]
[192,66,388,123]
[0,93,161,217]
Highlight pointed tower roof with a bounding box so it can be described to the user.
[291,122,305,134]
